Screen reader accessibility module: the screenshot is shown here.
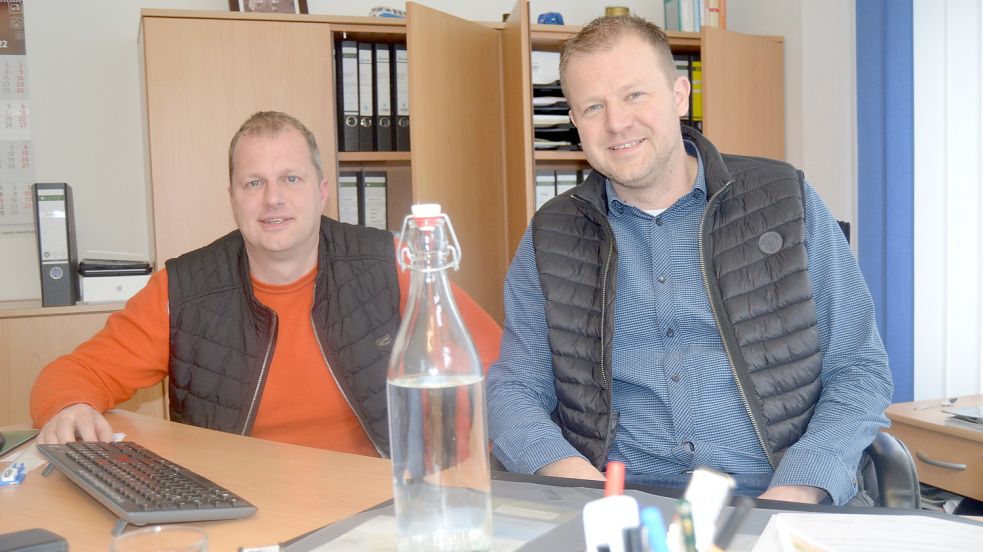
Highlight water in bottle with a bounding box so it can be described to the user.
[387,204,492,551]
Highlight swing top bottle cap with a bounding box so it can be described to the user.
[411,203,441,217]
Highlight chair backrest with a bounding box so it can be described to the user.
[837,220,851,243]
[859,432,921,508]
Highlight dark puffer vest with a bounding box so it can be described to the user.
[531,127,822,469]
[165,216,400,458]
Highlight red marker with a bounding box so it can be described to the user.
[605,460,626,496]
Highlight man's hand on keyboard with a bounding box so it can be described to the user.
[38,403,114,445]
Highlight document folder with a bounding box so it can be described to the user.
[392,43,410,151]
[335,40,359,152]
[373,43,393,151]
[361,171,387,230]
[337,171,360,225]
[32,182,79,307]
[357,42,375,151]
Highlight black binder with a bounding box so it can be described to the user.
[373,43,393,151]
[357,42,375,151]
[392,43,410,151]
[335,40,359,152]
[32,183,79,307]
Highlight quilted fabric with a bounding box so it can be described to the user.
[165,217,400,457]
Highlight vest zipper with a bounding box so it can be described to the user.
[572,195,615,390]
[599,237,614,388]
[242,313,277,436]
[698,181,775,470]
[309,282,385,458]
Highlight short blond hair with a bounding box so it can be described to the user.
[559,15,677,99]
[228,111,323,182]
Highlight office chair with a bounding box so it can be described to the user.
[858,432,921,508]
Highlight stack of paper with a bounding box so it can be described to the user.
[751,513,983,551]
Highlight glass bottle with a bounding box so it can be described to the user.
[387,204,492,551]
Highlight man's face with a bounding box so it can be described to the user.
[565,33,690,193]
[229,128,327,268]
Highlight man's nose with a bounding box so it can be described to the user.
[604,102,632,134]
[263,181,283,206]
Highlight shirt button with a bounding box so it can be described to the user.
[683,441,695,452]
[657,275,666,284]
[671,373,681,383]
[655,216,664,226]
[665,328,675,338]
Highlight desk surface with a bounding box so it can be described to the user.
[0,410,393,550]
[887,394,983,443]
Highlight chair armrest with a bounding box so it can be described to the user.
[864,432,921,509]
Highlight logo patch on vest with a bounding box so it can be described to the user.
[758,231,783,254]
[375,334,392,348]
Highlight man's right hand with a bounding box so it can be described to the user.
[37,403,114,445]
[535,456,606,481]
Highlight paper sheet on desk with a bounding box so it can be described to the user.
[750,513,983,552]
[302,497,576,551]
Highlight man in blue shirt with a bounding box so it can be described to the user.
[486,15,893,506]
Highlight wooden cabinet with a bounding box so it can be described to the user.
[0,302,165,426]
[885,396,983,502]
[140,7,508,321]
[501,0,785,255]
[138,3,785,321]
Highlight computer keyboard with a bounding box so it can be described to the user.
[37,441,257,534]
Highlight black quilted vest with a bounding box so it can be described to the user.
[165,216,400,457]
[531,127,822,469]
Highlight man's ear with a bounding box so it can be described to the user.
[673,75,691,118]
[569,108,578,128]
[319,178,330,212]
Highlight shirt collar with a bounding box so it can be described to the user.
[604,139,707,217]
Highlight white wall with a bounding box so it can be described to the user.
[729,0,857,231]
[1,0,855,301]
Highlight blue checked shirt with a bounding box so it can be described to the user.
[487,142,893,505]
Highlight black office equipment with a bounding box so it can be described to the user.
[0,430,39,458]
[373,43,394,151]
[32,183,79,307]
[357,42,375,151]
[335,40,359,151]
[37,441,257,536]
[77,259,153,277]
[0,528,67,552]
[392,43,410,151]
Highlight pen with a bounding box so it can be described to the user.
[709,496,754,552]
[605,460,626,496]
[640,507,669,552]
[677,499,697,552]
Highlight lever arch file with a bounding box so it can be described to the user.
[32,182,79,307]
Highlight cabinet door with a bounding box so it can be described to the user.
[0,311,165,425]
[702,27,785,159]
[142,17,336,265]
[502,0,535,259]
[407,4,508,321]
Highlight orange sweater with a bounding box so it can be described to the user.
[30,262,502,457]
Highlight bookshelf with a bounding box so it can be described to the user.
[138,2,784,321]
[139,6,509,322]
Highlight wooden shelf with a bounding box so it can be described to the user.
[534,150,586,162]
[0,300,124,320]
[141,8,405,28]
[337,151,411,163]
[530,24,701,52]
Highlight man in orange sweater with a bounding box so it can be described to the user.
[31,111,501,457]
